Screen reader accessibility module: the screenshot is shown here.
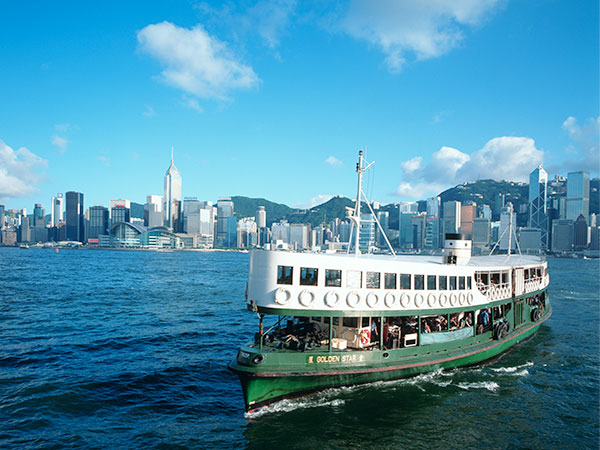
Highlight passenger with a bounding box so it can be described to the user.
[465,312,473,327]
[450,315,458,330]
[423,321,432,333]
[371,319,379,343]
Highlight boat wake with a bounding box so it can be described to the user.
[245,363,533,418]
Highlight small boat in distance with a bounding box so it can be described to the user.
[228,151,551,412]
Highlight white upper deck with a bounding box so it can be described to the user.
[246,250,548,314]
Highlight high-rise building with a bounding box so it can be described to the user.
[473,218,490,248]
[359,213,376,253]
[89,206,109,239]
[51,194,64,226]
[65,191,84,242]
[376,211,389,248]
[442,201,461,235]
[144,195,163,228]
[551,219,574,252]
[163,151,182,230]
[499,203,517,251]
[256,206,266,229]
[216,198,234,247]
[424,217,440,249]
[0,204,4,229]
[573,214,588,251]
[426,197,440,218]
[529,165,549,249]
[460,202,476,235]
[566,171,590,220]
[20,215,31,242]
[111,205,130,224]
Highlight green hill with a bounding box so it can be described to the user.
[230,196,293,226]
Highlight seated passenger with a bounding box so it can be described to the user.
[422,320,431,333]
[465,312,473,327]
[450,315,458,330]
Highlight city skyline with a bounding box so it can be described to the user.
[0,1,598,211]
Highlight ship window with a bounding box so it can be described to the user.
[325,269,342,287]
[502,272,509,284]
[439,276,448,290]
[450,276,457,290]
[362,317,370,327]
[347,270,362,289]
[414,275,424,290]
[467,276,472,289]
[459,276,465,290]
[277,265,293,285]
[385,273,397,290]
[400,274,412,290]
[366,272,380,289]
[343,317,358,328]
[427,275,437,290]
[300,267,318,286]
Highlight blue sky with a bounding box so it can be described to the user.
[0,0,598,212]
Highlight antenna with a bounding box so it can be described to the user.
[171,146,174,162]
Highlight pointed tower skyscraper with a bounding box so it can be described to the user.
[163,148,182,230]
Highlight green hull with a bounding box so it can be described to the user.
[229,307,551,412]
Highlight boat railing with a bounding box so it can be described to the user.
[524,278,544,294]
[485,283,511,301]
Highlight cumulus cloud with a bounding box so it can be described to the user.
[325,155,343,167]
[341,0,500,72]
[560,116,600,172]
[396,136,543,200]
[297,194,334,209]
[0,140,48,199]
[137,21,260,101]
[51,135,69,153]
[246,0,297,49]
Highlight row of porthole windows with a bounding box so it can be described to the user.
[277,265,473,291]
[274,287,475,309]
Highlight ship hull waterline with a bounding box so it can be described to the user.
[229,310,551,412]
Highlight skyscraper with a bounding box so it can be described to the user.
[566,171,590,220]
[460,202,476,235]
[216,198,234,247]
[163,150,182,230]
[256,206,266,229]
[51,194,64,226]
[65,191,84,242]
[529,165,549,248]
[89,206,109,239]
[144,195,163,228]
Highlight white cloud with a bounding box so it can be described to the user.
[400,156,422,173]
[560,116,600,172]
[51,135,69,153]
[247,0,297,48]
[396,136,543,200]
[137,21,260,101]
[142,105,156,117]
[341,0,500,72]
[0,140,48,199]
[297,194,334,209]
[182,96,203,112]
[325,155,343,167]
[97,155,111,167]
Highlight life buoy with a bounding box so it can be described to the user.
[299,289,315,306]
[427,293,436,308]
[439,294,448,307]
[531,308,541,322]
[400,293,411,308]
[324,291,339,308]
[366,293,379,308]
[343,329,357,344]
[414,294,424,307]
[384,293,396,308]
[493,322,504,340]
[347,291,361,308]
[360,328,371,345]
[274,288,291,305]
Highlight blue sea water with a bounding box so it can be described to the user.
[0,248,598,449]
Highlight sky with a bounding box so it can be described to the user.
[0,0,598,212]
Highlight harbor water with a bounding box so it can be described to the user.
[1,248,598,449]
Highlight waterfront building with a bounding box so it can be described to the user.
[338,221,351,244]
[289,223,309,250]
[442,201,461,234]
[529,166,549,249]
[144,195,163,228]
[256,206,267,229]
[89,206,109,239]
[411,213,426,250]
[472,218,491,249]
[493,193,505,220]
[0,204,4,229]
[65,191,85,242]
[359,213,376,253]
[376,211,389,248]
[518,228,542,253]
[399,212,414,247]
[551,219,574,252]
[499,203,517,251]
[51,194,63,226]
[460,201,476,235]
[237,217,258,248]
[566,171,590,221]
[19,215,31,242]
[590,226,600,251]
[481,204,492,220]
[573,214,588,251]
[111,205,130,224]
[426,196,440,218]
[163,151,182,230]
[423,217,440,249]
[216,198,234,247]
[271,221,290,243]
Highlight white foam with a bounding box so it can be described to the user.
[490,361,533,373]
[245,396,345,418]
[457,381,499,392]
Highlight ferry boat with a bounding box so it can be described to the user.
[228,151,551,412]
